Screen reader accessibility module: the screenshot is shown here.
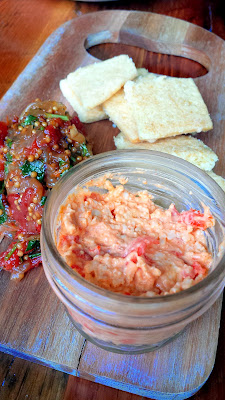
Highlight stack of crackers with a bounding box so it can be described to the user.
[60,55,225,191]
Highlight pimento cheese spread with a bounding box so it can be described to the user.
[57,180,214,296]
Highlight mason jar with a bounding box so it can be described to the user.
[41,150,225,354]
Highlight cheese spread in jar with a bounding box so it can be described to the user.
[56,179,214,297]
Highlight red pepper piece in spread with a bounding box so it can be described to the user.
[170,204,214,230]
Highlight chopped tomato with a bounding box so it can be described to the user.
[59,234,80,248]
[0,241,27,271]
[130,255,137,263]
[0,193,9,214]
[171,205,213,230]
[8,188,43,234]
[70,116,85,135]
[74,235,80,243]
[71,264,85,277]
[2,250,21,271]
[192,261,206,276]
[0,121,8,146]
[10,255,42,280]
[126,236,159,257]
[90,192,101,201]
[23,139,39,156]
[111,209,115,218]
[178,210,209,229]
[44,125,61,146]
[88,245,101,256]
[0,154,5,181]
[72,249,92,261]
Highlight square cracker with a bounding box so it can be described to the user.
[124,74,213,142]
[67,55,137,110]
[114,132,218,171]
[59,78,107,123]
[207,171,225,191]
[103,68,149,143]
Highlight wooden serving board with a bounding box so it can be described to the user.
[0,10,225,400]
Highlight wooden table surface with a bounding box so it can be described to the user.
[0,0,224,399]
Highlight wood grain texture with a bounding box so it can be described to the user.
[0,352,68,400]
[0,1,225,400]
[0,0,76,97]
[0,269,85,374]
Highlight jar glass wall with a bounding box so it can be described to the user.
[41,150,225,353]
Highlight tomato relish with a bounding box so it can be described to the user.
[0,100,91,280]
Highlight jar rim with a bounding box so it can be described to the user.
[42,149,225,304]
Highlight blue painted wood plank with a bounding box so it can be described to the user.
[78,297,222,400]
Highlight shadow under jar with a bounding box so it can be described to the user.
[41,150,225,354]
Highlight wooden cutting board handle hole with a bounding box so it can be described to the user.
[85,30,210,78]
[86,43,208,79]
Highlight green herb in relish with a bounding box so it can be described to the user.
[60,169,69,177]
[0,195,7,225]
[40,196,47,206]
[6,138,13,148]
[21,160,45,182]
[26,239,40,252]
[59,160,67,168]
[4,154,12,176]
[5,153,12,163]
[45,113,69,121]
[5,243,17,260]
[0,181,4,194]
[4,164,9,175]
[80,143,90,157]
[21,115,38,127]
[70,156,76,164]
[29,252,41,259]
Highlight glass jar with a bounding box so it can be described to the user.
[41,150,225,354]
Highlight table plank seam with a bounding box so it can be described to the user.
[77,339,87,371]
